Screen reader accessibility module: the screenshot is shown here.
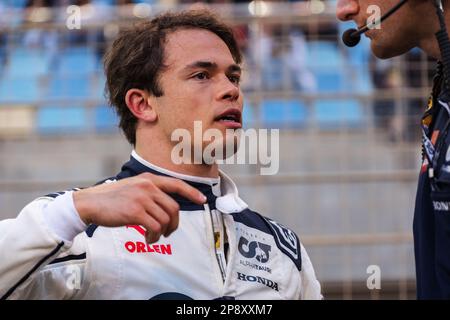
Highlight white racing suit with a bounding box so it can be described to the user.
[0,151,322,300]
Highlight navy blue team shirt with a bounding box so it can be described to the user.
[415,62,450,299]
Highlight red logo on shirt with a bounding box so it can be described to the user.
[125,225,172,255]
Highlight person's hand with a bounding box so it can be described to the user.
[73,172,207,243]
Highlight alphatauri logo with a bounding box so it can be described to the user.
[238,236,271,263]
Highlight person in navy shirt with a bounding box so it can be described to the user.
[337,0,450,299]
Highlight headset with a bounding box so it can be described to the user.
[342,0,450,100]
[342,0,408,47]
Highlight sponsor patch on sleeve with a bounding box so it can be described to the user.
[265,218,302,271]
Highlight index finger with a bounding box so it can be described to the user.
[152,176,207,205]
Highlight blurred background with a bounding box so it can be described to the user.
[0,0,436,299]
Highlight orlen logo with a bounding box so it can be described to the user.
[125,225,172,255]
[238,236,271,263]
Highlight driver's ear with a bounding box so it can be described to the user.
[125,89,157,122]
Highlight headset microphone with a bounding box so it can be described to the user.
[342,27,366,48]
[342,0,408,47]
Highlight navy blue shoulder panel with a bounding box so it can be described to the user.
[232,209,302,271]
